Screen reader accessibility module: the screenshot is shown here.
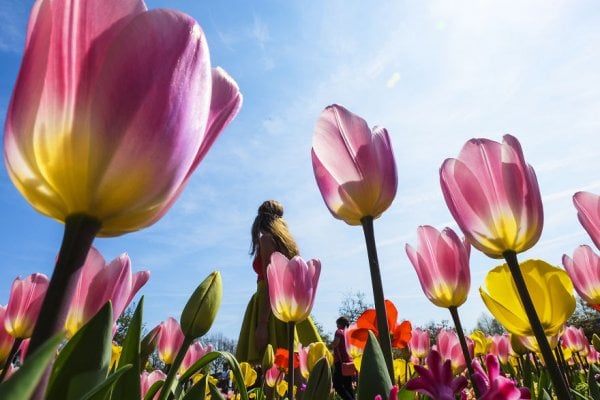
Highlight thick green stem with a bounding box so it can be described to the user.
[448,306,479,397]
[287,321,295,400]
[503,251,572,400]
[158,336,194,400]
[27,214,101,357]
[360,216,394,383]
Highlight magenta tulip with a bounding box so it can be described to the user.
[405,350,468,400]
[4,0,242,237]
[65,246,150,337]
[563,245,600,308]
[573,192,600,249]
[157,317,184,365]
[406,226,471,308]
[267,252,321,323]
[311,104,397,225]
[4,273,49,339]
[472,354,530,400]
[440,135,543,258]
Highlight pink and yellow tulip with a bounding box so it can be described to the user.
[563,245,600,309]
[311,104,397,225]
[65,246,149,337]
[157,317,184,365]
[141,370,167,400]
[267,252,320,323]
[406,226,471,308]
[4,0,242,237]
[440,135,543,258]
[0,306,15,365]
[4,273,49,339]
[561,325,587,354]
[573,191,600,249]
[489,334,511,365]
[409,328,431,360]
[179,341,213,375]
[435,329,471,374]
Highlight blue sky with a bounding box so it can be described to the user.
[0,0,599,342]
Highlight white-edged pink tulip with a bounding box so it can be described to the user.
[65,246,149,337]
[563,245,600,309]
[574,191,600,249]
[311,104,397,226]
[406,226,471,308]
[4,273,49,339]
[4,0,242,237]
[266,252,320,323]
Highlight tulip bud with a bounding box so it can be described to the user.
[140,325,161,367]
[262,343,274,372]
[303,357,332,400]
[181,271,222,338]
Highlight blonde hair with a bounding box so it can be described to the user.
[251,200,299,259]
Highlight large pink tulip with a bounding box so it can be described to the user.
[563,245,600,308]
[573,192,600,249]
[4,0,242,237]
[157,317,184,365]
[406,226,471,308]
[311,104,397,225]
[440,135,543,258]
[267,252,321,323]
[4,273,49,339]
[65,246,149,337]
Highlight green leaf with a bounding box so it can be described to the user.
[182,374,207,400]
[178,351,221,383]
[144,380,164,400]
[46,302,113,400]
[303,357,331,400]
[397,385,416,400]
[220,351,249,400]
[356,331,392,400]
[588,363,600,400]
[0,334,62,400]
[111,297,144,400]
[79,365,133,400]
[208,381,226,399]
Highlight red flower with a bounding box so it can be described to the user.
[349,300,412,349]
[274,348,299,372]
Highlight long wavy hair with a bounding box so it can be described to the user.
[250,200,299,259]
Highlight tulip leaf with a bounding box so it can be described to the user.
[397,386,416,400]
[182,374,207,400]
[588,364,600,400]
[592,334,600,352]
[79,364,132,400]
[178,351,221,382]
[144,380,164,400]
[356,331,392,400]
[208,381,226,399]
[111,298,144,400]
[220,351,250,400]
[0,334,62,399]
[46,302,113,400]
[303,357,332,400]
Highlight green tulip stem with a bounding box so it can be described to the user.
[360,216,394,382]
[158,335,194,400]
[503,250,572,400]
[287,321,295,400]
[0,337,23,382]
[28,214,101,357]
[448,306,479,398]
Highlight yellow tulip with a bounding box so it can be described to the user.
[239,362,258,387]
[110,343,122,370]
[480,259,575,337]
[393,358,414,385]
[469,330,491,357]
[307,342,334,372]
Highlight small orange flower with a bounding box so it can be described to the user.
[349,300,412,349]
[274,348,299,372]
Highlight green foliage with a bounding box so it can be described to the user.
[356,331,392,400]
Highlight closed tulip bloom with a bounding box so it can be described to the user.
[469,330,491,357]
[157,317,184,365]
[297,342,333,379]
[141,370,167,400]
[440,135,543,258]
[0,306,16,365]
[489,334,511,365]
[4,0,242,237]
[563,245,600,308]
[573,192,600,249]
[65,246,149,337]
[409,328,431,359]
[311,104,397,225]
[562,326,587,354]
[480,259,575,337]
[4,273,49,338]
[406,226,471,308]
[267,252,320,323]
[435,329,471,374]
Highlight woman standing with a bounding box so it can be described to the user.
[332,316,355,400]
[236,200,322,364]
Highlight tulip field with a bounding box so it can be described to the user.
[1,0,599,399]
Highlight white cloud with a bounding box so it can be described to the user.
[386,72,401,88]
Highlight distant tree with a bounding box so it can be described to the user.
[567,296,600,340]
[113,302,145,346]
[473,313,505,336]
[203,332,237,373]
[311,316,332,345]
[338,290,373,323]
[421,319,452,345]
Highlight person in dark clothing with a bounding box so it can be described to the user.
[331,316,355,400]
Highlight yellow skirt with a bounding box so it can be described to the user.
[236,280,322,363]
